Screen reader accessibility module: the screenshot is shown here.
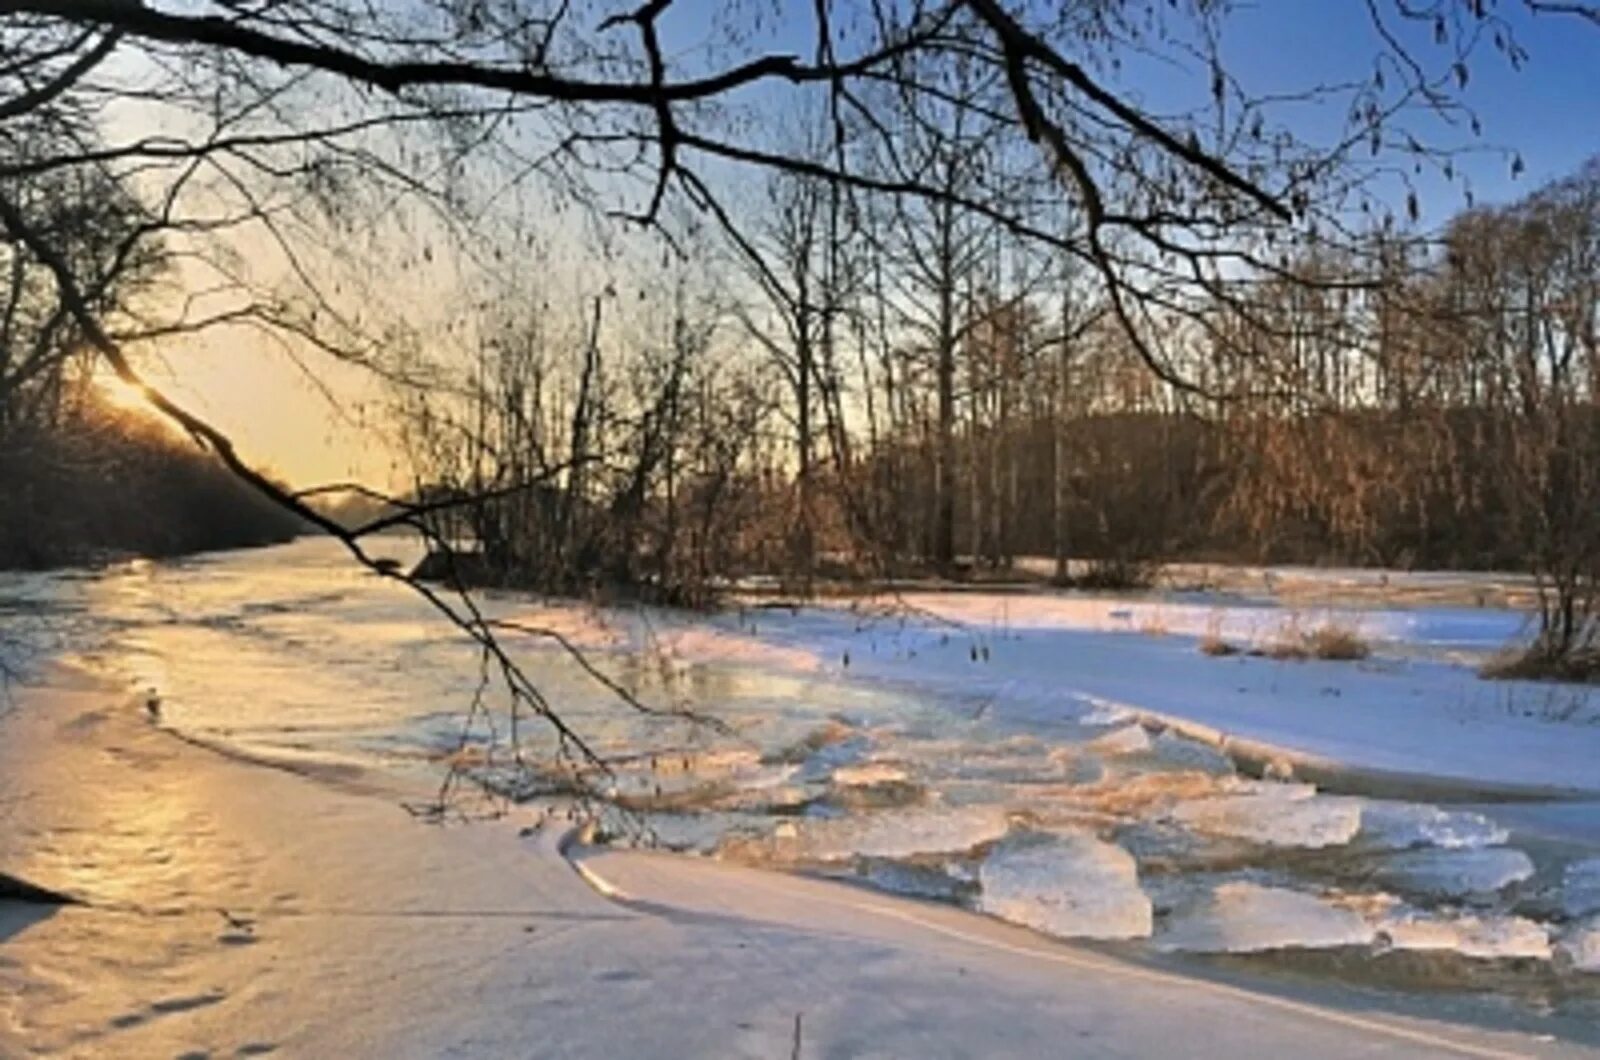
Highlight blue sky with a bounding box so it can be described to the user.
[1218,1,1598,210]
[655,0,1597,220]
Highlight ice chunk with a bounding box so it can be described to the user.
[978,833,1152,940]
[944,753,1065,785]
[1168,791,1361,848]
[1157,882,1373,953]
[721,805,1011,864]
[1115,821,1259,874]
[853,858,973,903]
[832,762,911,787]
[1371,847,1535,899]
[1356,801,1509,852]
[1085,724,1151,756]
[827,761,924,810]
[1562,858,1600,919]
[1149,731,1235,775]
[771,723,864,765]
[1558,917,1600,973]
[1377,911,1551,960]
[603,753,806,812]
[1079,697,1136,727]
[790,733,872,783]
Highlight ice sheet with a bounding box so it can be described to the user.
[1157,882,1373,954]
[978,833,1153,940]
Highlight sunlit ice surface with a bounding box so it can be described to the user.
[5,536,1600,1022]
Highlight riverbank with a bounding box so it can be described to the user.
[1,673,1594,1057]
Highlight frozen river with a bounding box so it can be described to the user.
[4,536,1599,1021]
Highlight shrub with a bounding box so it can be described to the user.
[1481,644,1600,684]
[1197,611,1238,656]
[1259,616,1370,662]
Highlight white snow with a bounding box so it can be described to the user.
[770,589,1600,798]
[1156,882,1374,953]
[15,539,1600,1042]
[978,833,1153,940]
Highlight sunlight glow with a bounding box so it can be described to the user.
[93,371,154,413]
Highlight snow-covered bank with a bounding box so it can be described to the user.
[670,588,1600,798]
[2,679,1593,1058]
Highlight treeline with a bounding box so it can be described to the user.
[847,404,1596,575]
[0,397,303,570]
[401,157,1598,671]
[0,157,303,570]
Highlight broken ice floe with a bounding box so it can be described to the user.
[825,760,925,810]
[1354,801,1509,852]
[1558,916,1600,973]
[851,858,974,904]
[1167,788,1362,849]
[719,804,1011,864]
[1561,858,1600,919]
[1370,847,1535,900]
[978,832,1153,940]
[1148,730,1235,775]
[1085,724,1152,756]
[1376,909,1551,961]
[1156,882,1372,953]
[1079,697,1137,727]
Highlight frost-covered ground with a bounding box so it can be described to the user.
[4,538,1600,1025]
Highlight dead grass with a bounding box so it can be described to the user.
[1255,616,1371,662]
[1302,624,1372,661]
[1197,612,1238,656]
[1480,645,1600,683]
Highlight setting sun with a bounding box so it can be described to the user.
[92,370,153,414]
